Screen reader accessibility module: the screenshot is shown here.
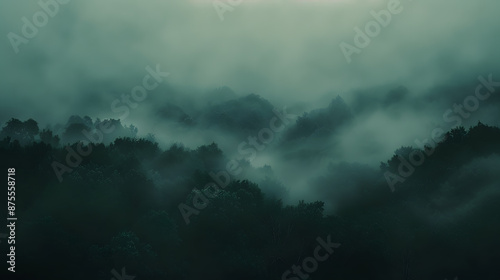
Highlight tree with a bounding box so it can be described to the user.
[0,118,40,145]
[39,129,60,147]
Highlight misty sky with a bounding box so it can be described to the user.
[2,3,500,278]
[1,0,499,163]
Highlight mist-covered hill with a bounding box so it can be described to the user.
[1,114,499,279]
[2,0,500,278]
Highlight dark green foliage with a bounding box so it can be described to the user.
[0,118,40,145]
[1,120,500,279]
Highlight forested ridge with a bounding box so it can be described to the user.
[1,115,499,279]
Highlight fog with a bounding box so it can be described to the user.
[1,0,500,204]
[2,1,500,278]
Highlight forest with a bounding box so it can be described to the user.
[2,0,499,279]
[1,99,499,279]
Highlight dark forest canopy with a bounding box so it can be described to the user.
[2,1,500,279]
[1,116,499,279]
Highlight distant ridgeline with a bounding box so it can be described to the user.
[0,116,499,279]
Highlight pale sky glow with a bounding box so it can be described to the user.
[1,1,500,278]
[1,0,499,126]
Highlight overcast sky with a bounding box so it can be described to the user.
[1,0,499,154]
